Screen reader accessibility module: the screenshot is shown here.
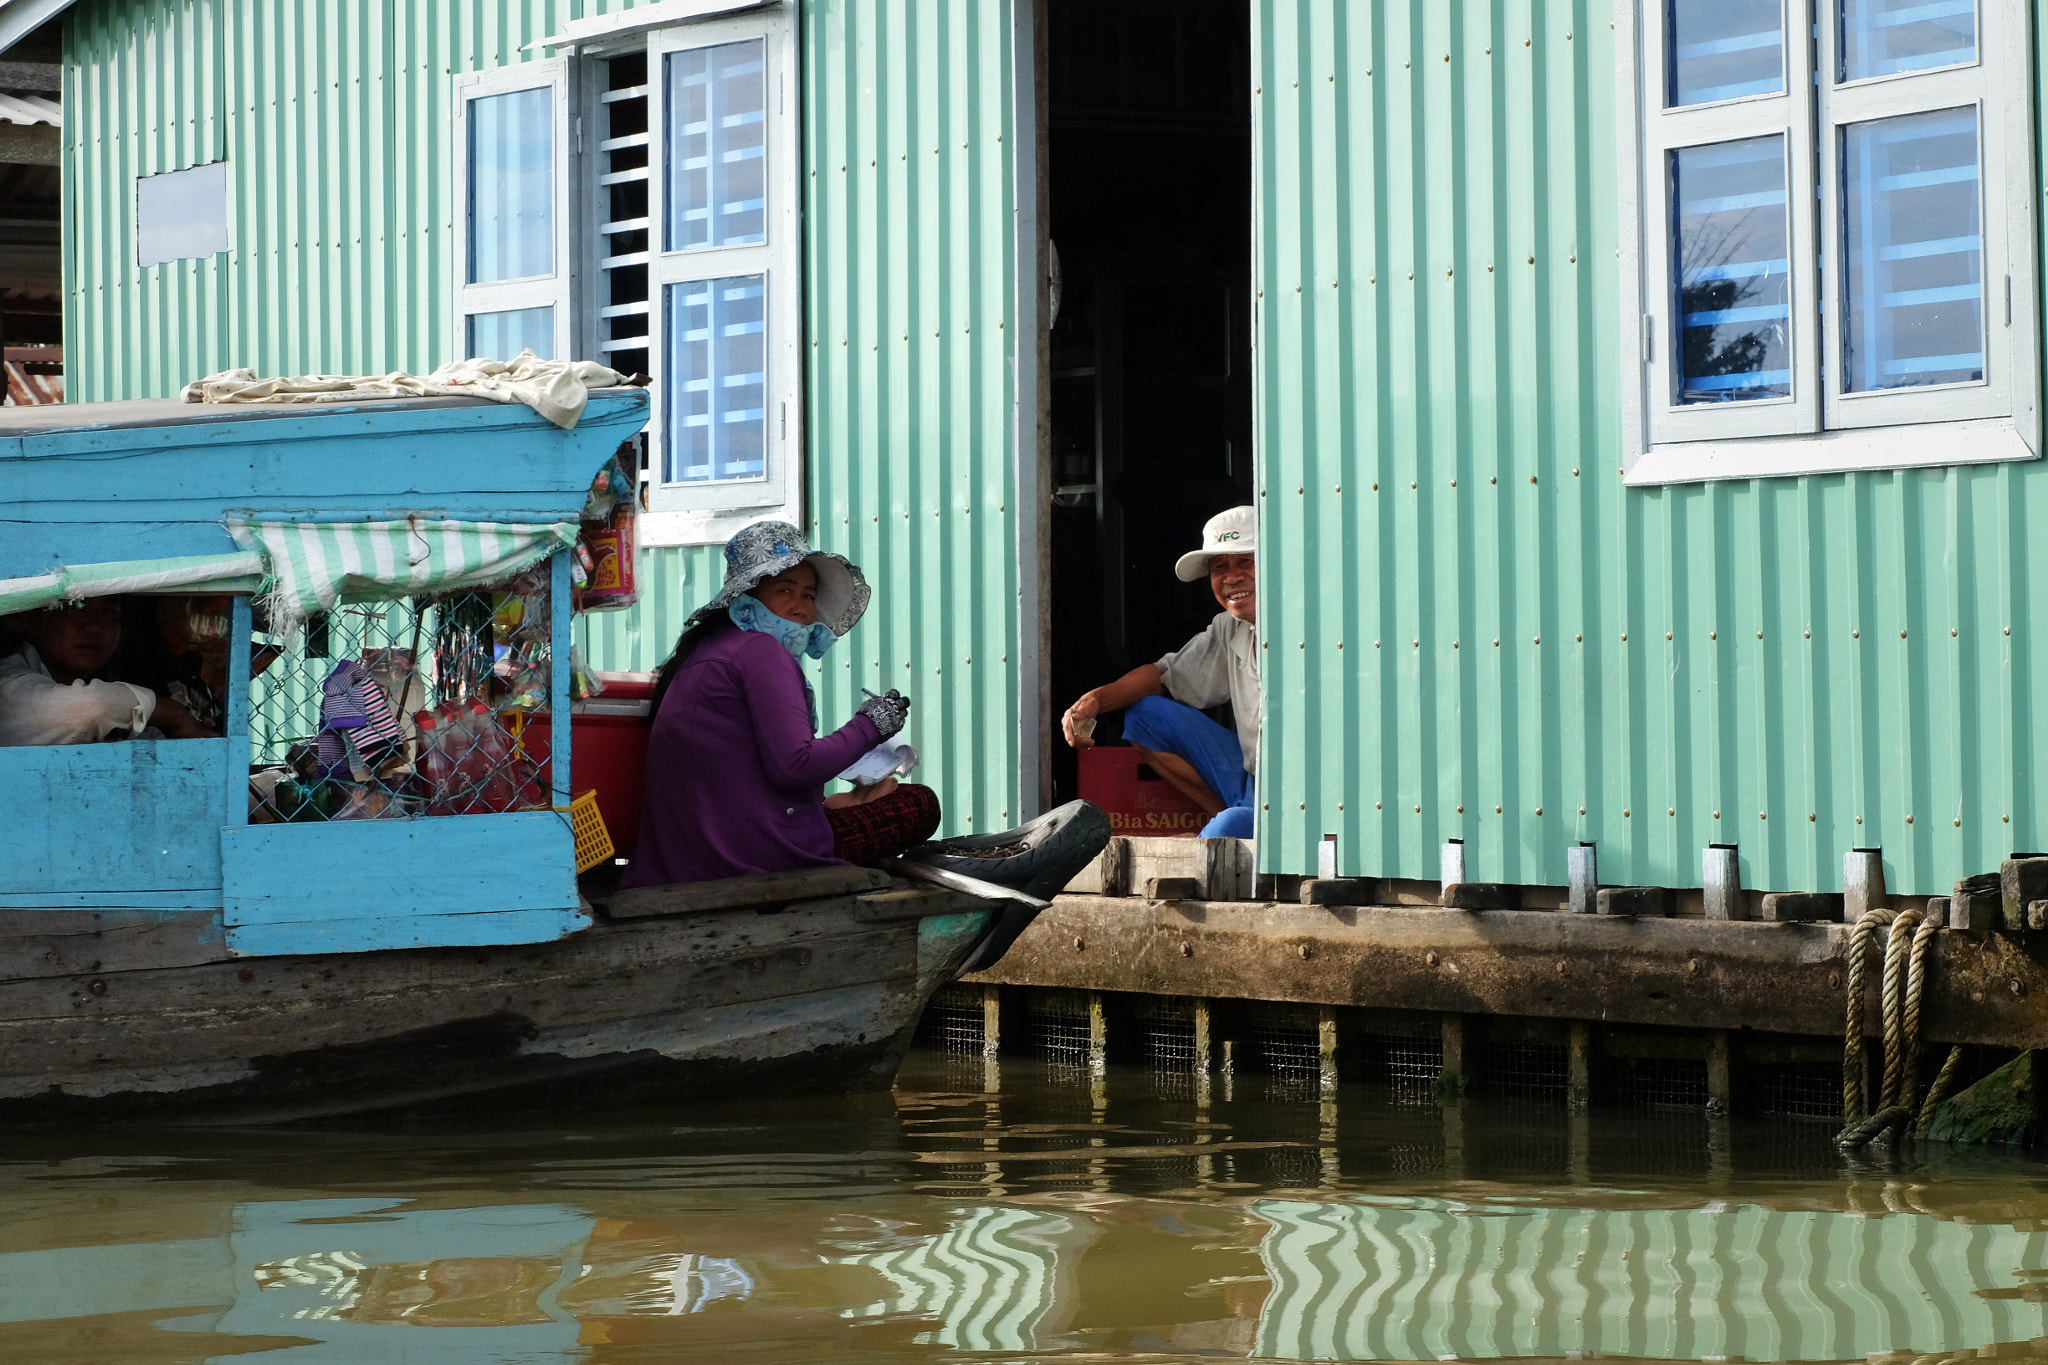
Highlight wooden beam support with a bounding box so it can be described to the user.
[966,895,2048,1048]
[1567,1021,1593,1110]
[1438,1013,1469,1096]
[1707,1030,1733,1114]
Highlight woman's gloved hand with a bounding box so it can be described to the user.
[857,689,911,739]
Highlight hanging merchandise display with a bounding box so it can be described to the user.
[576,453,641,612]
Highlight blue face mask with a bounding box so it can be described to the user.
[729,594,837,661]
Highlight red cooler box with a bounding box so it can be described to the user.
[523,671,654,858]
[1077,745,1206,838]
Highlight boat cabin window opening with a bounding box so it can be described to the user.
[1618,0,2040,483]
[1043,0,1255,812]
[454,7,801,548]
[244,581,555,824]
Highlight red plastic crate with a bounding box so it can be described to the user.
[522,671,654,858]
[1077,745,1207,838]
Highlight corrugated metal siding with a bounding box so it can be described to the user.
[1252,1198,2048,1360]
[1255,0,2048,894]
[800,0,1024,833]
[575,545,718,673]
[60,0,668,401]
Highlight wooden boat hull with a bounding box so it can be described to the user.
[0,895,997,1124]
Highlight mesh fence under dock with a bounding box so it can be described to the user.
[1132,997,1199,1071]
[1753,1062,1844,1121]
[1612,1057,1710,1109]
[915,985,985,1056]
[1023,991,1095,1073]
[246,580,554,825]
[1482,1040,1570,1101]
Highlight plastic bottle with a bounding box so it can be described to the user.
[467,700,521,812]
[414,711,459,816]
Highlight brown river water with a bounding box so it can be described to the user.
[3,1047,2046,1364]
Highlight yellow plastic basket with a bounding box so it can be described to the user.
[566,790,615,873]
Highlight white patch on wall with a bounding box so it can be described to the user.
[135,162,230,267]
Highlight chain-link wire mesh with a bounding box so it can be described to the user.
[246,574,555,824]
[1023,990,1095,1075]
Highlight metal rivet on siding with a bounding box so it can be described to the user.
[1338,642,1344,649]
[1713,810,1720,819]
[1453,640,1460,648]
[1666,632,1672,640]
[1413,639,1420,648]
[1527,255,1534,263]
[1668,808,1675,816]
[1490,475,1497,484]
[1623,809,1631,817]
[1533,636,1540,645]
[1852,629,1860,638]
[1757,631,1763,639]
[1411,482,1416,489]
[1579,805,1587,815]
[1536,807,1543,816]
[1857,816,1864,824]
[1709,631,1716,641]
[1804,630,1811,638]
[1576,634,1582,642]
[1493,638,1500,647]
[2006,626,2012,635]
[1572,468,1579,476]
[1901,630,1907,638]
[1495,805,1502,814]
[1415,806,1421,813]
[1907,815,1915,824]
[1375,802,1381,810]
[1621,633,1628,641]
[1529,475,1537,484]
[1952,628,1958,636]
[1451,478,1457,487]
[1955,818,1962,827]
[1372,483,1379,491]
[1457,805,1464,813]
[1809,813,1817,821]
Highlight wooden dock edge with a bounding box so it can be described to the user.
[962,894,2048,1049]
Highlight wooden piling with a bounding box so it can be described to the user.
[1087,991,1107,1076]
[1318,1005,1339,1096]
[1438,1013,1469,1096]
[981,984,1002,1061]
[1567,1021,1593,1110]
[1706,1030,1733,1114]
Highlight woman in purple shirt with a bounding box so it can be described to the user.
[622,522,936,888]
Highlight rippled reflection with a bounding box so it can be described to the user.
[1,1054,2045,1362]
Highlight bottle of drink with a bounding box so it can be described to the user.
[467,700,520,812]
[414,711,459,816]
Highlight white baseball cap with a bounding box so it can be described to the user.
[1174,505,1258,582]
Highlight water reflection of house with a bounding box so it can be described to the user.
[831,1205,1095,1352]
[1250,1198,2048,1363]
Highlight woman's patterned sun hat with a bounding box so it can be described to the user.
[684,521,872,636]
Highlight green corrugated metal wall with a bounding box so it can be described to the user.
[796,0,1025,834]
[1254,0,2048,895]
[61,0,665,395]
[580,0,1027,837]
[65,0,1025,837]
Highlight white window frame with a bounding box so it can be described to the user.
[451,61,577,364]
[638,9,801,527]
[1618,0,2040,485]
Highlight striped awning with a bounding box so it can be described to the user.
[1,520,574,630]
[0,551,264,617]
[228,518,577,631]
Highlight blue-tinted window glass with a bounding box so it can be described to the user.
[1841,107,1983,393]
[466,307,555,362]
[467,87,554,284]
[1670,137,1794,404]
[1668,0,1785,106]
[665,275,767,484]
[665,40,768,252]
[1840,0,1976,82]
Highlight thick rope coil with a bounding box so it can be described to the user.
[1917,1044,1966,1126]
[1879,907,1923,1110]
[1838,904,1953,1150]
[1900,911,1942,1106]
[1841,907,1897,1124]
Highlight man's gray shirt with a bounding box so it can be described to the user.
[1155,612,1260,775]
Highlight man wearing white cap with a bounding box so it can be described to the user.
[1062,505,1259,839]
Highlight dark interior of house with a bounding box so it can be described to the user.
[1045,0,1253,806]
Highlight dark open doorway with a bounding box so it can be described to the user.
[1044,0,1254,807]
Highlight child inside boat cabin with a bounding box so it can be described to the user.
[0,597,215,745]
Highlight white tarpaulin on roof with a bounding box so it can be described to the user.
[181,352,627,430]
